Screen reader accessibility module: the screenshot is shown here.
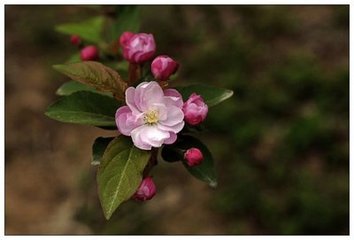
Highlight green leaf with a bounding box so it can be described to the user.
[160,145,181,163]
[56,81,113,97]
[97,136,151,219]
[45,91,121,127]
[161,135,217,187]
[92,137,115,165]
[65,53,81,63]
[55,16,104,43]
[106,6,141,42]
[175,84,234,107]
[53,61,127,99]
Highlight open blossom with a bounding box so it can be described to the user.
[115,81,185,150]
[182,93,208,126]
[119,32,156,64]
[133,176,156,201]
[151,55,179,81]
[184,147,204,166]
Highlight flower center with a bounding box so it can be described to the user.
[144,110,159,125]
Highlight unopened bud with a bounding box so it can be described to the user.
[119,31,134,48]
[133,176,156,201]
[184,147,204,167]
[70,35,81,46]
[151,55,179,81]
[80,45,99,61]
[182,93,208,126]
[120,32,156,64]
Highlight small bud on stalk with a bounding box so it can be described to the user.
[182,93,208,126]
[184,147,204,166]
[70,35,81,46]
[80,45,99,61]
[133,176,157,201]
[151,55,179,81]
[120,32,156,64]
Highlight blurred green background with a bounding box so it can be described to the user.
[5,5,348,234]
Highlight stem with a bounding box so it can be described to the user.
[128,63,141,86]
[143,148,159,177]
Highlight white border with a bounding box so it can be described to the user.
[1,2,351,239]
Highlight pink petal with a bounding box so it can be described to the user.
[132,125,170,149]
[115,106,142,136]
[131,125,153,150]
[164,89,183,108]
[159,105,184,127]
[164,132,177,144]
[125,87,140,114]
[157,121,184,133]
[134,82,164,112]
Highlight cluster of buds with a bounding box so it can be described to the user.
[119,32,179,82]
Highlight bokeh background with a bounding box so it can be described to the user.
[5,5,349,234]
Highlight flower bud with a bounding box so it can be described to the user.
[80,45,99,61]
[120,32,156,64]
[184,148,204,166]
[119,31,134,48]
[151,55,179,81]
[182,93,208,126]
[133,176,156,201]
[70,35,81,46]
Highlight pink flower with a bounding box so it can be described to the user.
[120,32,156,64]
[70,35,81,46]
[115,81,185,150]
[133,176,156,201]
[80,45,99,61]
[151,55,179,81]
[184,148,204,166]
[182,93,208,126]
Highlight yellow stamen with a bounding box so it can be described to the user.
[144,110,159,124]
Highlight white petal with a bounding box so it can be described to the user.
[131,125,153,150]
[159,105,184,126]
[139,125,170,148]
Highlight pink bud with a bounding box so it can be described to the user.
[120,32,156,64]
[182,93,208,126]
[119,31,134,48]
[184,148,204,166]
[133,176,156,201]
[151,55,179,81]
[80,45,99,61]
[70,35,81,46]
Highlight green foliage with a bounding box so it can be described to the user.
[53,61,127,99]
[176,84,233,107]
[56,81,111,96]
[55,16,104,44]
[97,136,151,219]
[92,137,115,165]
[161,135,217,187]
[106,6,141,42]
[45,91,121,127]
[66,53,81,63]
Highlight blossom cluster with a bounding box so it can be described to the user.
[48,12,232,219]
[115,32,209,200]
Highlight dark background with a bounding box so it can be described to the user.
[5,5,349,234]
